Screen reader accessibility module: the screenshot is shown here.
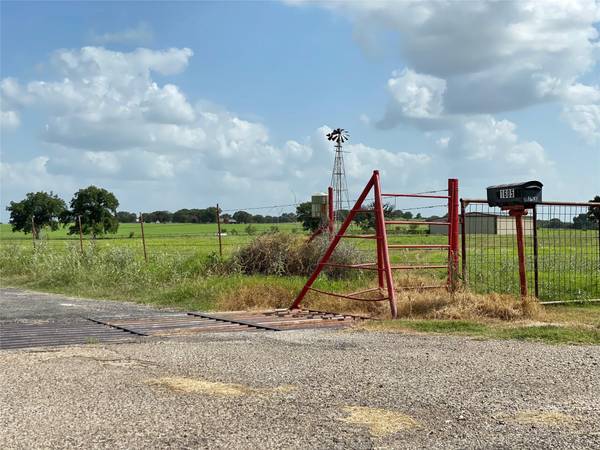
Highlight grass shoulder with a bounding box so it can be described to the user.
[360,315,600,345]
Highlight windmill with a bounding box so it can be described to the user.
[326,128,350,227]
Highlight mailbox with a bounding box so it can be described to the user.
[486,181,543,208]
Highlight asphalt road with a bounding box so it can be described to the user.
[1,288,599,449]
[0,287,170,322]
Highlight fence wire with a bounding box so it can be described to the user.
[461,200,600,301]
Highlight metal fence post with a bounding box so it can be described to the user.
[447,179,459,292]
[460,199,467,285]
[532,205,539,298]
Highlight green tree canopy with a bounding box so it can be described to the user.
[116,211,138,223]
[6,191,67,238]
[353,202,394,231]
[296,202,321,232]
[64,186,119,237]
[587,195,600,224]
[143,210,173,223]
[232,210,253,224]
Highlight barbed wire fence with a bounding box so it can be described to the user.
[6,194,598,303]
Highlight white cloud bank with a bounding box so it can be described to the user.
[294,0,600,146]
[1,46,433,213]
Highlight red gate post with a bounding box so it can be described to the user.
[328,186,334,237]
[373,171,397,318]
[447,179,459,291]
[374,179,386,291]
[508,206,528,298]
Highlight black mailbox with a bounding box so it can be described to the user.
[486,181,543,208]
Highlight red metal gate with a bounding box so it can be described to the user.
[291,171,459,318]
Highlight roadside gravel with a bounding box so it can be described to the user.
[1,328,599,449]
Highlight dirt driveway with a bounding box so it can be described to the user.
[1,288,599,449]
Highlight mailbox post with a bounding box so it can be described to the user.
[486,181,543,298]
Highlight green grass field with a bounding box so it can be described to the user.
[1,221,599,345]
[1,222,598,302]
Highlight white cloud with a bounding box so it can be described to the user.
[294,0,600,142]
[90,22,154,46]
[445,116,555,182]
[314,0,600,110]
[0,157,78,210]
[562,103,600,145]
[1,110,19,130]
[2,46,434,216]
[386,69,446,119]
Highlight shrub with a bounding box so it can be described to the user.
[234,233,365,279]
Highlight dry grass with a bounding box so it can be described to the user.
[146,376,297,397]
[217,284,294,311]
[340,406,420,436]
[217,277,542,322]
[507,410,578,427]
[393,289,543,321]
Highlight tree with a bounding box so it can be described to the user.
[173,209,192,223]
[233,210,253,224]
[64,186,119,237]
[296,202,321,232]
[279,212,297,223]
[587,195,600,224]
[573,213,593,230]
[117,211,137,223]
[144,210,173,223]
[353,202,394,231]
[6,191,67,238]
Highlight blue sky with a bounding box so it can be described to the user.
[1,1,599,220]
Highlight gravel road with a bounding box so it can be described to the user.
[1,289,599,449]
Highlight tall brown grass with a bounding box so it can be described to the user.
[216,280,543,321]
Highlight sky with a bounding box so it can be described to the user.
[1,0,599,221]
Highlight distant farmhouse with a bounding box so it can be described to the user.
[429,212,534,235]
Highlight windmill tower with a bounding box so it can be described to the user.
[326,128,350,227]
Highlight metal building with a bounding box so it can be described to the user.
[429,212,533,235]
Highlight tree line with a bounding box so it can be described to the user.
[6,187,301,238]
[117,209,299,224]
[8,188,599,238]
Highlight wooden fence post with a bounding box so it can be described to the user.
[139,213,148,262]
[31,215,36,248]
[77,215,84,254]
[216,204,223,257]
